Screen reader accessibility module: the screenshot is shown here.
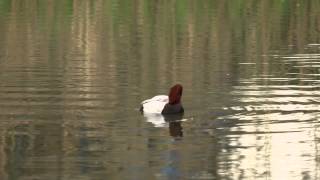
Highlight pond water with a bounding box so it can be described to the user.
[0,1,320,180]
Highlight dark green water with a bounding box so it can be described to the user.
[0,1,320,179]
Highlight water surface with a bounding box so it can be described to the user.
[0,1,320,179]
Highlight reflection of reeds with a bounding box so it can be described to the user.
[1,0,319,90]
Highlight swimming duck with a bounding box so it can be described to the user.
[140,84,184,114]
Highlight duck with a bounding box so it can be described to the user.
[140,84,184,114]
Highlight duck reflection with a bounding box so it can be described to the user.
[142,112,184,138]
[163,114,184,138]
[161,114,184,179]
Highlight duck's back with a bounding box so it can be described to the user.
[141,95,168,114]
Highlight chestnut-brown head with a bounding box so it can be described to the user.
[168,84,183,105]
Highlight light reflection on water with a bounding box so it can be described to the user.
[0,1,320,180]
[213,46,320,180]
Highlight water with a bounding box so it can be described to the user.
[0,1,320,179]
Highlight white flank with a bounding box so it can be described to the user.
[141,95,168,114]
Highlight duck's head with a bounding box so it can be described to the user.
[168,84,183,105]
